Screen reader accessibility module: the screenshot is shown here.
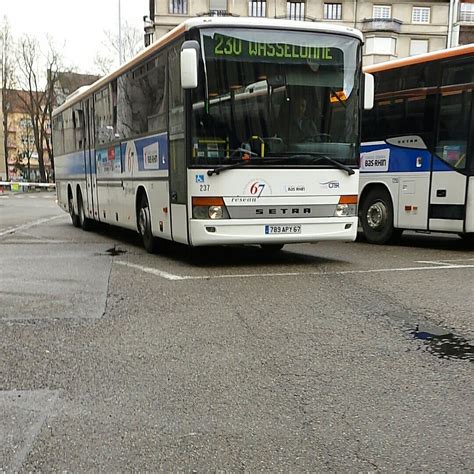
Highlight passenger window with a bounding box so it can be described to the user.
[435,62,473,170]
[116,53,167,140]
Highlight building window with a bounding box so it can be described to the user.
[210,0,227,14]
[324,3,342,20]
[460,3,474,22]
[249,0,266,16]
[365,36,396,55]
[373,5,391,19]
[287,1,305,20]
[410,39,429,55]
[412,7,430,23]
[169,0,187,14]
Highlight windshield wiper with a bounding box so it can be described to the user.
[207,150,265,176]
[287,153,355,175]
[207,154,297,176]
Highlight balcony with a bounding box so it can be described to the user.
[459,11,474,23]
[208,10,229,16]
[361,18,403,33]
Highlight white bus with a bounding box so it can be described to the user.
[360,44,474,244]
[52,17,373,253]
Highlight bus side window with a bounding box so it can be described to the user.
[436,89,471,169]
[94,87,114,145]
[435,61,474,169]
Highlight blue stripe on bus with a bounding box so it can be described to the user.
[133,133,168,171]
[55,151,86,176]
[432,155,453,172]
[56,133,169,178]
[360,143,453,173]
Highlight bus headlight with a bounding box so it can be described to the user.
[192,197,229,219]
[193,206,210,219]
[208,206,223,219]
[335,204,350,216]
[335,195,358,217]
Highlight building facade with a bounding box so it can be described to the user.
[0,90,52,182]
[145,0,472,65]
[458,0,474,44]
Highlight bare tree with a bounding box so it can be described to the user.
[0,16,16,181]
[94,21,143,75]
[18,117,35,180]
[15,35,61,182]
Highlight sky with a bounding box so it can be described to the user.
[1,0,149,74]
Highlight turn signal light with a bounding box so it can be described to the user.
[338,195,358,205]
[192,197,225,206]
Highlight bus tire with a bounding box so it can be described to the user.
[78,191,93,231]
[69,192,80,228]
[260,243,284,253]
[360,188,397,244]
[459,233,474,246]
[138,194,157,253]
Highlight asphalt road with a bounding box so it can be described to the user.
[1,192,473,471]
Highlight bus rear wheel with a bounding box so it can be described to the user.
[360,188,398,244]
[69,193,80,228]
[138,194,157,253]
[78,192,93,231]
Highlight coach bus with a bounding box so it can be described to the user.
[52,17,373,253]
[360,44,474,244]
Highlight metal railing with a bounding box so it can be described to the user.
[0,181,56,191]
[459,11,474,22]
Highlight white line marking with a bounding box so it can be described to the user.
[0,215,64,237]
[115,261,198,280]
[416,260,457,267]
[8,390,59,472]
[116,260,474,281]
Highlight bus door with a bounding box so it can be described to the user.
[84,98,99,221]
[168,42,189,244]
[429,60,473,233]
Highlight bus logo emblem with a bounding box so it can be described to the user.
[320,180,340,189]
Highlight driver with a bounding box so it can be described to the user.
[289,97,319,141]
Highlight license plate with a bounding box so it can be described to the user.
[265,225,301,234]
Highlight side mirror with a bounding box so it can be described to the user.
[181,40,200,89]
[364,73,374,110]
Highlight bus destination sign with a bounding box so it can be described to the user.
[205,33,343,64]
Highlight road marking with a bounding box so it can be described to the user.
[416,260,457,267]
[1,390,59,472]
[115,261,201,280]
[0,215,65,237]
[116,260,474,281]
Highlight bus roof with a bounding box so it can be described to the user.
[53,17,363,117]
[364,43,474,74]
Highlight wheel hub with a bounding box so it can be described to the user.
[367,201,388,230]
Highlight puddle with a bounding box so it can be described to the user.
[105,245,127,256]
[412,324,474,361]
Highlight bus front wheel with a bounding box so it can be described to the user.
[360,188,398,244]
[138,194,157,253]
[260,243,284,253]
[459,233,474,246]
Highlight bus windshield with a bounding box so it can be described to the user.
[191,28,361,167]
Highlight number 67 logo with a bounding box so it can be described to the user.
[250,181,266,197]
